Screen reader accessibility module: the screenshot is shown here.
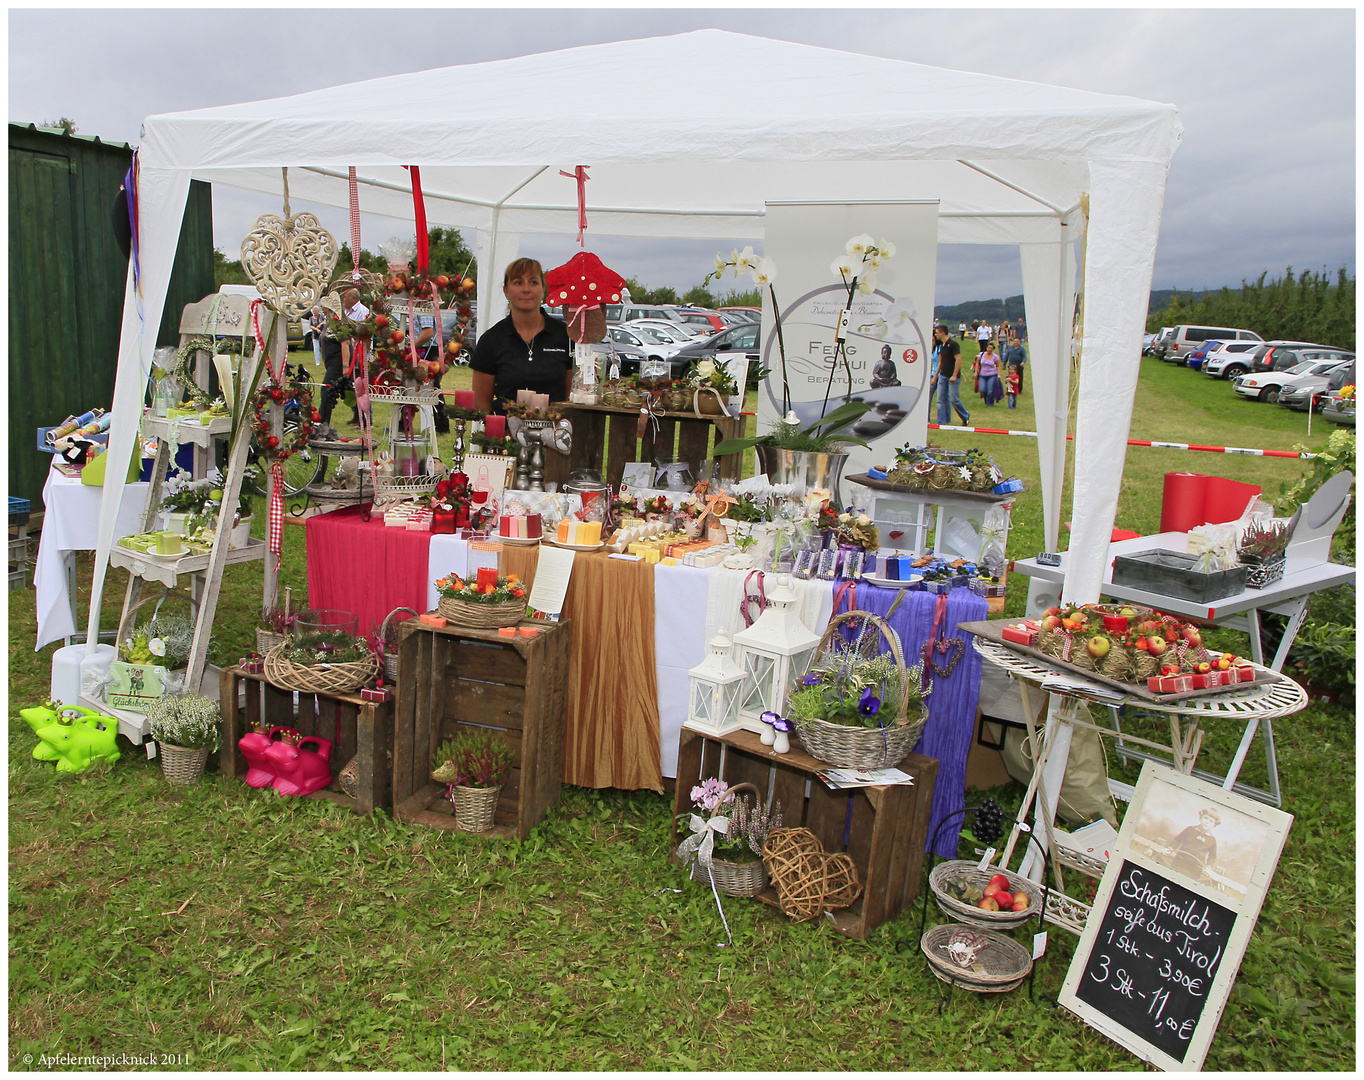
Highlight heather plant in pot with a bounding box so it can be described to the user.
[432,731,515,832]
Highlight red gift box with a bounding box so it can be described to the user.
[1001,623,1039,647]
[239,657,264,674]
[432,509,457,534]
[1222,665,1256,684]
[360,686,392,703]
[1148,674,1195,694]
[1190,670,1224,689]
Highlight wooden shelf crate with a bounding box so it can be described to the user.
[218,666,393,815]
[391,620,570,840]
[673,726,939,940]
[556,403,745,489]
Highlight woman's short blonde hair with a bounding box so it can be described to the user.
[503,258,545,287]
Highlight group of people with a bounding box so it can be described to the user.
[930,325,1028,425]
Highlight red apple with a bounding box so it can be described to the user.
[978,896,1000,912]
[374,313,389,329]
[1087,635,1112,659]
[1147,634,1167,656]
[994,891,1013,908]
[983,881,1004,898]
[1044,606,1062,618]
[988,873,1010,890]
[1012,895,1030,912]
[1183,626,1203,647]
[1040,615,1062,632]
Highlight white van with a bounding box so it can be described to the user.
[1157,324,1262,362]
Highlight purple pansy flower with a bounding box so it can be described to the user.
[858,686,881,718]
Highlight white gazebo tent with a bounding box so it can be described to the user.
[87,29,1181,647]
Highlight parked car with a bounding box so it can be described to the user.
[1185,339,1223,371]
[1251,342,1354,376]
[1233,359,1349,404]
[1318,361,1356,426]
[666,319,761,378]
[1274,359,1353,411]
[605,323,682,363]
[286,317,305,346]
[1142,331,1158,356]
[668,306,728,333]
[720,306,762,322]
[1202,340,1265,379]
[602,302,688,326]
[1156,324,1262,362]
[623,319,697,345]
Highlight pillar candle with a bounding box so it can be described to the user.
[454,390,475,409]
[517,389,532,406]
[476,566,500,589]
[483,415,506,439]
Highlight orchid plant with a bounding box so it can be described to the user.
[705,245,789,413]
[824,234,897,414]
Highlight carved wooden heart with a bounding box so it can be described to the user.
[241,212,339,317]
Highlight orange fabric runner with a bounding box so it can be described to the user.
[503,546,663,791]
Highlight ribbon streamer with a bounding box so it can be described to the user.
[695,491,737,532]
[269,458,285,574]
[559,165,590,245]
[348,167,363,280]
[429,280,448,372]
[674,813,735,948]
[124,151,140,294]
[403,165,429,276]
[639,395,663,439]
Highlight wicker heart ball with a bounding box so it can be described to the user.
[762,827,863,923]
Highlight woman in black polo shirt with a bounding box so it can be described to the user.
[470,258,572,412]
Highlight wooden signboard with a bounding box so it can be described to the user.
[1059,762,1292,1071]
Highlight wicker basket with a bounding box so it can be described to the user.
[451,784,501,832]
[679,782,771,898]
[262,645,379,695]
[158,741,210,785]
[256,627,289,655]
[437,594,526,629]
[378,606,419,682]
[920,924,1033,993]
[929,860,1045,930]
[790,611,927,769]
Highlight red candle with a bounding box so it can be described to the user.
[476,566,499,589]
[483,414,506,439]
[454,390,475,409]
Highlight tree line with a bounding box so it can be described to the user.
[1147,267,1355,350]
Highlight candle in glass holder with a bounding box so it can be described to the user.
[483,414,506,439]
[476,566,500,589]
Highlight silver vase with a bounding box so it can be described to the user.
[755,446,849,504]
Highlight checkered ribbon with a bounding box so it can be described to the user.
[269,458,285,572]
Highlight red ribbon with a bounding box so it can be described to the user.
[560,165,590,246]
[403,166,429,276]
[922,593,949,691]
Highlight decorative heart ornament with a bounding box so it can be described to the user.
[931,636,964,678]
[241,212,340,317]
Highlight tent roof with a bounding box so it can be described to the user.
[140,29,1180,239]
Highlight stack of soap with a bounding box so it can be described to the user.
[556,519,603,545]
[499,513,542,539]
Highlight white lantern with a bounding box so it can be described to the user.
[685,629,746,736]
[732,574,821,733]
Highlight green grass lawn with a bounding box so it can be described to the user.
[6,348,1354,1070]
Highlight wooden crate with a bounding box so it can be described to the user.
[558,403,745,489]
[673,726,939,940]
[218,666,393,815]
[391,620,570,840]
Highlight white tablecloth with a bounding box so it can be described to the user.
[34,464,150,650]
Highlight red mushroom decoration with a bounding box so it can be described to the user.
[543,251,627,344]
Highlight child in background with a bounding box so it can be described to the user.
[1006,364,1021,408]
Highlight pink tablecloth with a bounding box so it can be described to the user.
[305,507,432,641]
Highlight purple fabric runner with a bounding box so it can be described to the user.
[842,584,987,859]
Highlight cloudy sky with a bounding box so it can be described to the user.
[8,6,1355,306]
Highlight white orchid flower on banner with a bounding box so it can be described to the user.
[750,256,776,286]
[713,252,729,277]
[831,254,855,278]
[870,297,919,341]
[846,233,876,256]
[878,239,897,258]
[734,245,757,273]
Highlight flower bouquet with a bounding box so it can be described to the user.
[435,571,529,628]
[686,358,738,416]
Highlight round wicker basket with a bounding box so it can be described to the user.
[929,860,1045,930]
[379,606,419,682]
[262,645,379,695]
[437,594,526,629]
[451,784,501,832]
[158,741,210,785]
[790,610,926,769]
[692,856,769,898]
[920,924,1033,993]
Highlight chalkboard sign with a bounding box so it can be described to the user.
[1074,861,1235,1064]
[1059,764,1292,1071]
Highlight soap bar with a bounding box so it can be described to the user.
[419,613,448,627]
[497,626,518,638]
[517,626,539,637]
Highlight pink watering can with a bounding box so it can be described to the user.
[238,726,333,797]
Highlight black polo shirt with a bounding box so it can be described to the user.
[469,310,572,409]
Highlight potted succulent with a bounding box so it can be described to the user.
[1237,519,1292,589]
[432,730,515,832]
[144,692,222,785]
[676,779,783,898]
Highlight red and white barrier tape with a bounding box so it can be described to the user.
[927,423,1317,459]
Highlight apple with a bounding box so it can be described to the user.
[1044,606,1062,618]
[994,891,1013,908]
[427,361,443,378]
[374,313,389,329]
[435,274,450,289]
[1087,635,1112,659]
[391,329,404,344]
[978,896,1000,912]
[1040,615,1062,632]
[1118,606,1138,618]
[983,881,1004,898]
[1137,620,1162,635]
[1218,657,1231,670]
[1182,626,1203,647]
[988,873,1010,890]
[1197,662,1212,674]
[1147,634,1168,656]
[1012,895,1030,912]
